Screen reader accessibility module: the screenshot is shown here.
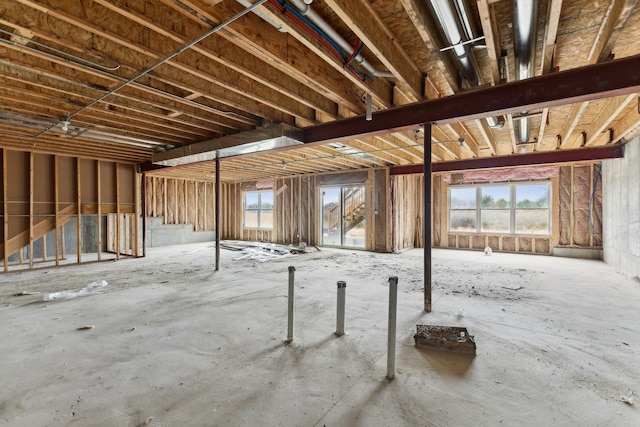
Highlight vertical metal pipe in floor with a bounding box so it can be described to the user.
[215,158,221,271]
[387,276,398,380]
[336,281,346,336]
[141,171,147,258]
[287,266,296,342]
[424,124,432,312]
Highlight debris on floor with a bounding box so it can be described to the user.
[77,325,94,330]
[13,291,37,296]
[216,240,312,262]
[414,325,476,355]
[620,390,635,405]
[43,280,108,301]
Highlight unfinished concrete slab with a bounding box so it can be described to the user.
[1,244,639,426]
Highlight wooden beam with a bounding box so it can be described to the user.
[324,0,423,101]
[160,0,368,113]
[610,100,640,144]
[559,102,589,148]
[541,0,563,74]
[589,0,638,63]
[585,94,636,146]
[536,108,550,151]
[399,0,460,94]
[474,119,497,156]
[477,0,502,85]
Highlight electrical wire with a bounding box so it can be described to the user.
[270,0,372,83]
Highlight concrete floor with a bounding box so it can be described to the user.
[1,243,639,426]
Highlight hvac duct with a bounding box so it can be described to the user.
[513,0,538,144]
[152,123,304,166]
[513,0,540,143]
[426,0,505,128]
[427,0,481,85]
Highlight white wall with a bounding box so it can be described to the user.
[603,137,640,279]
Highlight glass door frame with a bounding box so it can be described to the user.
[320,185,366,249]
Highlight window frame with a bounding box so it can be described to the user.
[448,181,551,236]
[243,189,274,230]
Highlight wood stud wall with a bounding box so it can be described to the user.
[1,155,604,273]
[145,169,392,252]
[0,148,138,272]
[145,176,216,232]
[392,163,603,254]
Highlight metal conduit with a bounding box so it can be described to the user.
[46,0,269,133]
[0,60,259,127]
[288,0,395,78]
[427,0,504,128]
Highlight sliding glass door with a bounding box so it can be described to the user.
[321,185,366,248]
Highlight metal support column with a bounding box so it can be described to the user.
[424,124,432,312]
[387,276,398,380]
[215,158,220,271]
[336,281,346,336]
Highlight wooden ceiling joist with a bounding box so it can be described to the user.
[0,0,639,181]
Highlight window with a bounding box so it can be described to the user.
[244,190,273,229]
[449,182,550,235]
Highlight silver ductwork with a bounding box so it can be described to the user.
[152,123,303,167]
[513,0,539,143]
[427,0,505,129]
[427,0,481,86]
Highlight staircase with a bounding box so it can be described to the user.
[328,187,365,234]
[0,204,77,259]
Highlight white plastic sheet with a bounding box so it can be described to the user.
[43,280,108,301]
